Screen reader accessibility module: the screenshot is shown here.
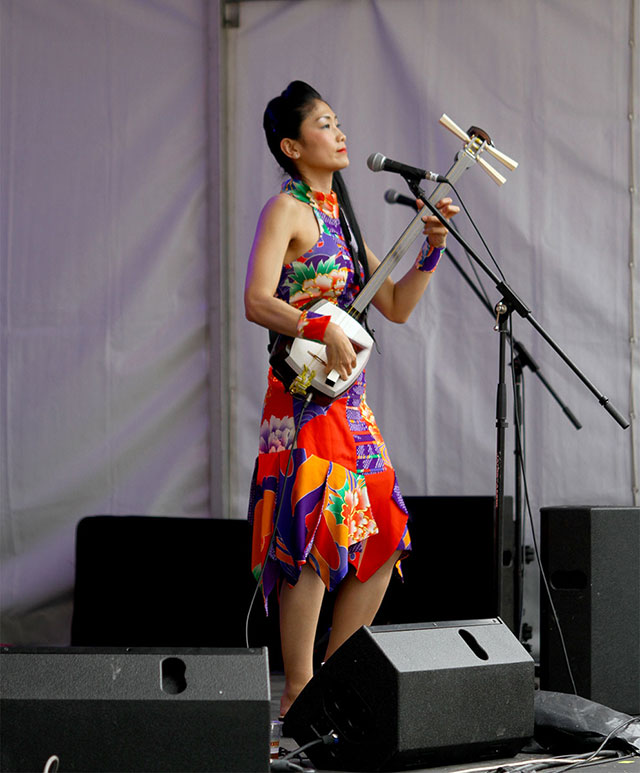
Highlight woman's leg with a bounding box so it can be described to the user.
[278,562,326,716]
[324,550,401,661]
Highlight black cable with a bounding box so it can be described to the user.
[446,180,508,282]
[508,314,578,694]
[510,751,625,773]
[270,759,306,772]
[548,716,640,773]
[509,317,527,640]
[419,176,579,688]
[272,731,338,770]
[445,177,578,690]
[280,737,325,761]
[517,351,527,637]
[574,754,638,769]
[556,753,638,772]
[449,217,495,311]
[444,177,576,684]
[450,175,578,695]
[521,750,637,773]
[245,392,313,648]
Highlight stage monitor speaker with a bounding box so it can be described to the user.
[283,618,534,772]
[0,646,270,772]
[71,516,267,649]
[540,506,640,716]
[70,516,284,669]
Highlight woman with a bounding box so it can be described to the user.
[245,81,458,717]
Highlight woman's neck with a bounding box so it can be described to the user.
[283,177,339,219]
[298,171,333,196]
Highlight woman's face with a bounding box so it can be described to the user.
[289,100,349,175]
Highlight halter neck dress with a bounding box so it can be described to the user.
[248,178,411,606]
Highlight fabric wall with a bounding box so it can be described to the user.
[1,0,637,648]
[0,0,213,645]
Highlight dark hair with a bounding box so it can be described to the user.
[263,80,322,179]
[333,170,370,292]
[263,81,370,292]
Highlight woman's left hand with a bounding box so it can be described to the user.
[417,197,460,248]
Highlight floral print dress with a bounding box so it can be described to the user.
[248,178,411,606]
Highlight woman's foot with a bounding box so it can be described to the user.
[279,682,305,718]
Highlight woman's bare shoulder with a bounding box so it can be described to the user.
[261,191,304,216]
[257,192,308,236]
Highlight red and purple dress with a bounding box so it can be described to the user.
[248,178,411,606]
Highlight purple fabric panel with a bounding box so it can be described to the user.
[0,0,212,646]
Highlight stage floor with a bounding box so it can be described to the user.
[269,675,640,773]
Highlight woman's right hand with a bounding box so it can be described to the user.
[323,321,357,381]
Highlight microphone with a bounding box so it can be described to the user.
[367,152,447,182]
[384,189,419,211]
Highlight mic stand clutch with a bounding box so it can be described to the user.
[404,175,629,623]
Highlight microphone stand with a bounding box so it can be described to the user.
[404,174,630,626]
[444,241,581,637]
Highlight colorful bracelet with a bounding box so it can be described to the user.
[415,240,444,273]
[296,310,331,342]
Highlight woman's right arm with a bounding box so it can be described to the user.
[244,194,303,336]
[244,195,357,380]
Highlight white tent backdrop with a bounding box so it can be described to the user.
[0,0,214,645]
[1,0,637,648]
